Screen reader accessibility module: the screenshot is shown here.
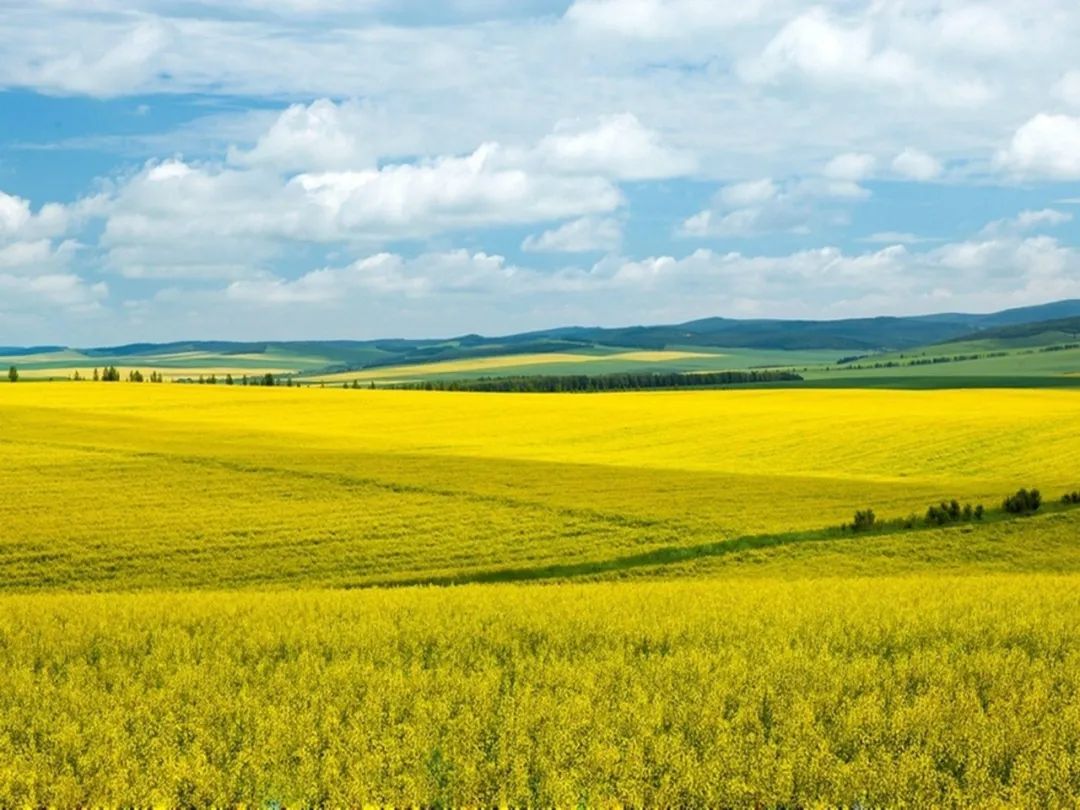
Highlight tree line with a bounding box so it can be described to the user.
[388,370,803,393]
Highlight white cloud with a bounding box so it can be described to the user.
[817,155,874,184]
[1012,208,1072,231]
[0,190,84,282]
[295,141,624,232]
[9,19,172,98]
[522,217,622,253]
[228,98,376,172]
[0,191,69,242]
[99,125,634,278]
[535,114,695,180]
[820,153,876,197]
[0,273,107,314]
[740,7,990,107]
[741,9,877,82]
[718,179,777,208]
[93,110,699,279]
[9,3,1080,341]
[891,148,942,181]
[0,191,106,317]
[591,236,1080,320]
[226,250,518,304]
[981,208,1073,237]
[210,232,1080,329]
[680,163,873,239]
[1,0,1077,187]
[997,113,1080,179]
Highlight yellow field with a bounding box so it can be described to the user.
[4,578,1080,806]
[3,383,1080,804]
[2,384,1080,589]
[305,349,720,382]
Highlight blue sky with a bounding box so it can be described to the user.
[2,0,1080,344]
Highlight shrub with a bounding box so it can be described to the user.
[926,503,951,526]
[850,509,877,532]
[1003,488,1041,515]
[1063,492,1080,505]
[926,500,982,526]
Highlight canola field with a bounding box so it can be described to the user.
[302,349,723,384]
[4,578,1080,807]
[3,383,1080,805]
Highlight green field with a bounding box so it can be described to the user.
[7,299,1080,393]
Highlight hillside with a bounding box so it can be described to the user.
[7,300,1080,389]
[940,315,1080,348]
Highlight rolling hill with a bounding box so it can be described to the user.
[6,299,1080,384]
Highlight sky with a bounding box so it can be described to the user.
[2,0,1080,345]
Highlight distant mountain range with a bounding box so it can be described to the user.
[8,299,1080,372]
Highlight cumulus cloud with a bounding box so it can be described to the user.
[819,152,876,198]
[522,217,622,253]
[891,148,942,181]
[294,146,622,233]
[0,189,88,284]
[594,236,1080,319]
[680,159,876,239]
[740,7,990,107]
[0,189,104,317]
[0,191,70,243]
[228,99,376,172]
[535,114,695,180]
[99,146,625,277]
[997,114,1080,179]
[217,231,1080,330]
[95,111,699,279]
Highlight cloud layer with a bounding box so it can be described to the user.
[4,1,1080,342]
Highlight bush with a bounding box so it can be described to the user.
[1003,488,1041,515]
[850,509,877,532]
[1063,492,1080,505]
[926,501,982,526]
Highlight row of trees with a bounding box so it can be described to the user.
[8,365,294,385]
[181,373,280,386]
[835,351,1008,372]
[390,370,804,393]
